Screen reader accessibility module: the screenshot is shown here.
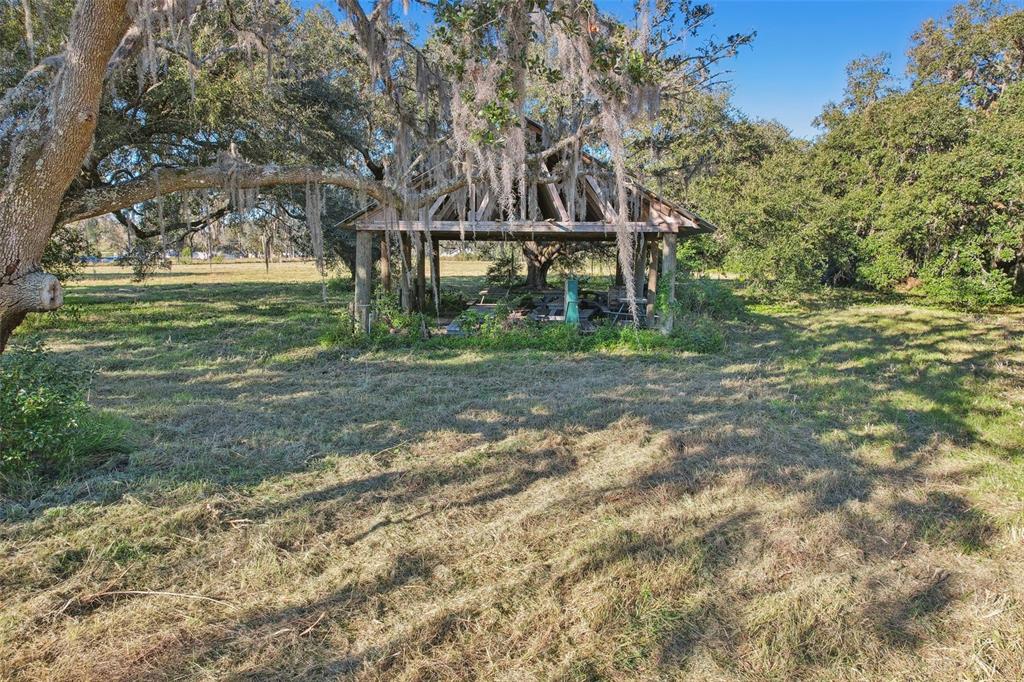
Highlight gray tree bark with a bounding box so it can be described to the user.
[0,0,132,351]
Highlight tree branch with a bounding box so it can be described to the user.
[113,205,230,240]
[58,162,394,226]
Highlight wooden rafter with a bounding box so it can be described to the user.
[583,176,615,222]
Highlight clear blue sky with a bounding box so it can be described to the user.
[685,0,966,138]
[308,1,994,138]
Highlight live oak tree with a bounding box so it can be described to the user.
[0,0,748,350]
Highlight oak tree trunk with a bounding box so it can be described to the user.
[522,241,561,291]
[0,0,132,351]
[526,261,554,289]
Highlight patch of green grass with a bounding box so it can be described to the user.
[321,314,726,354]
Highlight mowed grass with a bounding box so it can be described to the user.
[2,260,1024,680]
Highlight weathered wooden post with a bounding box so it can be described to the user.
[646,237,659,327]
[634,238,650,312]
[415,233,427,312]
[659,233,677,335]
[430,237,441,313]
[355,230,374,334]
[379,232,391,293]
[400,234,413,312]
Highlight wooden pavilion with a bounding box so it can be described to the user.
[342,127,715,334]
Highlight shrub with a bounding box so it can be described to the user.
[671,275,746,320]
[0,343,129,486]
[370,286,427,334]
[485,247,523,287]
[326,274,354,294]
[318,310,361,348]
[919,247,1015,308]
[438,288,470,316]
[117,241,172,282]
[857,233,914,290]
[589,317,725,353]
[676,234,724,273]
[319,288,432,349]
[44,224,95,282]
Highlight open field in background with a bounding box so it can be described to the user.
[2,261,1024,680]
[72,259,495,287]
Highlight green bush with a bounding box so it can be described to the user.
[671,276,746,320]
[919,247,1015,308]
[445,316,725,353]
[438,288,470,316]
[370,286,428,334]
[117,241,172,282]
[318,287,429,349]
[589,317,725,353]
[318,311,361,347]
[43,224,95,283]
[856,233,914,290]
[485,247,523,287]
[0,343,129,485]
[676,234,724,273]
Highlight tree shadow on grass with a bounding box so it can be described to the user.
[8,287,1016,525]
[5,278,1023,677]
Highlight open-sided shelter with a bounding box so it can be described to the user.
[341,122,716,333]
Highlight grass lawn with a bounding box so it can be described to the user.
[2,260,1024,680]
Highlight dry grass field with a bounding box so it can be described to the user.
[2,261,1024,680]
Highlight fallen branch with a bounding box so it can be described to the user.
[85,589,236,609]
[299,611,326,637]
[369,439,411,464]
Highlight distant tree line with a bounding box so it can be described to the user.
[633,0,1024,306]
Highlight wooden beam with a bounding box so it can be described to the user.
[355,231,373,334]
[649,199,699,229]
[379,231,391,293]
[427,194,447,222]
[352,220,660,234]
[430,237,441,314]
[540,182,569,221]
[400,233,413,312]
[659,234,677,335]
[646,238,659,327]
[476,190,494,221]
[583,175,616,222]
[415,234,426,312]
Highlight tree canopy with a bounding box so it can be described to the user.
[639,0,1024,306]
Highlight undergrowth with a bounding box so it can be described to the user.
[321,311,725,354]
[321,279,737,354]
[0,342,130,491]
[671,275,747,320]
